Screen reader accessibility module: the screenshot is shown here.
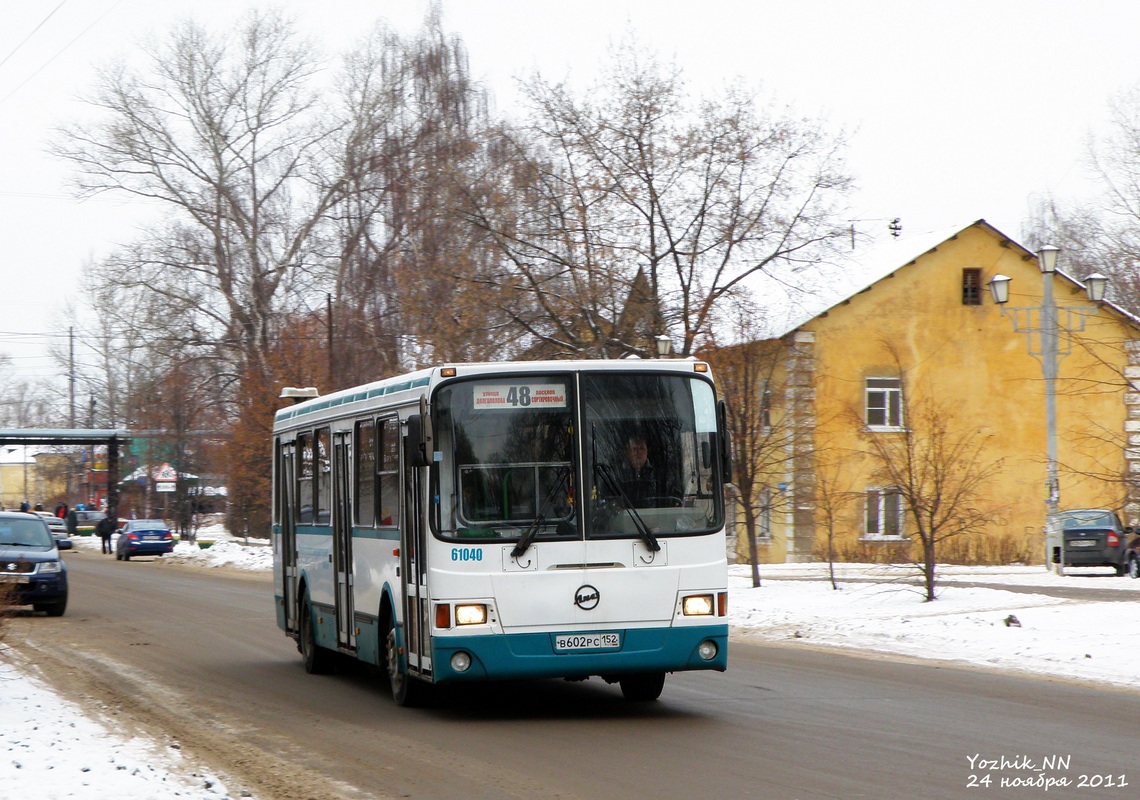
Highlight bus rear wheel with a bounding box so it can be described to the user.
[300,596,334,674]
[619,671,665,701]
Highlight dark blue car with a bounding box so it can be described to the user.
[115,519,175,560]
[0,511,68,616]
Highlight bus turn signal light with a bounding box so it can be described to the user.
[435,603,451,629]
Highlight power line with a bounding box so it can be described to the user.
[0,1,68,73]
[0,0,124,107]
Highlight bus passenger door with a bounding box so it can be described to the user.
[332,431,355,650]
[278,440,298,635]
[401,425,431,676]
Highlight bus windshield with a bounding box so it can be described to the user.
[436,376,576,541]
[433,371,722,543]
[582,373,722,539]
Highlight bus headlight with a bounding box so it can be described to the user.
[682,594,714,616]
[698,640,718,660]
[451,651,472,673]
[454,604,487,625]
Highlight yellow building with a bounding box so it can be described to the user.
[722,220,1140,565]
[0,449,71,510]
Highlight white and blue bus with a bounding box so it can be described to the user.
[272,360,730,705]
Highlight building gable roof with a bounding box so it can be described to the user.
[760,219,1140,338]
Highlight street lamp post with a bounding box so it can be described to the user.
[988,246,1108,575]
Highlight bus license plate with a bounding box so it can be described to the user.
[555,632,621,651]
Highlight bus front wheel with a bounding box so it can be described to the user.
[385,615,427,707]
[619,671,665,701]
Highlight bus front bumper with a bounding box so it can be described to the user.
[431,624,728,683]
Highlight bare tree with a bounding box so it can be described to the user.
[323,7,509,378]
[1023,82,1140,316]
[466,35,853,358]
[856,350,1005,601]
[704,300,809,587]
[812,452,858,591]
[51,10,340,389]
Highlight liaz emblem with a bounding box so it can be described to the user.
[574,584,599,610]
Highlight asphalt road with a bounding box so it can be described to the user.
[11,549,1139,800]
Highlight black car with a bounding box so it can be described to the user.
[1056,509,1133,575]
[0,511,68,615]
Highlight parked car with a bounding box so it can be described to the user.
[115,519,175,560]
[1056,509,1133,574]
[33,511,72,550]
[73,510,106,536]
[0,511,68,615]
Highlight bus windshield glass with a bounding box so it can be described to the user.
[436,377,577,541]
[433,370,722,543]
[583,373,722,538]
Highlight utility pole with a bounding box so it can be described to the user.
[327,292,335,390]
[69,327,75,428]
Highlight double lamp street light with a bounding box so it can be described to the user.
[988,246,1108,575]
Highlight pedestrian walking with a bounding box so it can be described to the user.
[96,515,116,554]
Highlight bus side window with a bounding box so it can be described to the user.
[298,431,314,524]
[316,427,331,525]
[355,419,377,527]
[379,418,400,526]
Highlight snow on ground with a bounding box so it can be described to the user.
[3,528,1139,798]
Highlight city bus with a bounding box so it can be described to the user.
[271,359,730,705]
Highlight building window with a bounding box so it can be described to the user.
[759,486,773,541]
[865,378,903,428]
[962,268,983,305]
[865,487,904,538]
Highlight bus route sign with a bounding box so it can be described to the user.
[473,383,567,409]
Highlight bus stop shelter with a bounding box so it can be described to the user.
[0,429,130,518]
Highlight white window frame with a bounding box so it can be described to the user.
[863,487,905,540]
[865,378,903,430]
[758,486,773,541]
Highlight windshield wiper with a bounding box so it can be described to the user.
[511,466,571,560]
[594,462,660,552]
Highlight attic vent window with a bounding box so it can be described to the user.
[962,268,983,305]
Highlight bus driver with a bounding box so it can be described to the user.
[618,435,675,507]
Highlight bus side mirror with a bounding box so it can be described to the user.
[717,399,733,483]
[405,397,434,468]
[405,415,428,467]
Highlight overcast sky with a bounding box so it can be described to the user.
[2,0,1138,381]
